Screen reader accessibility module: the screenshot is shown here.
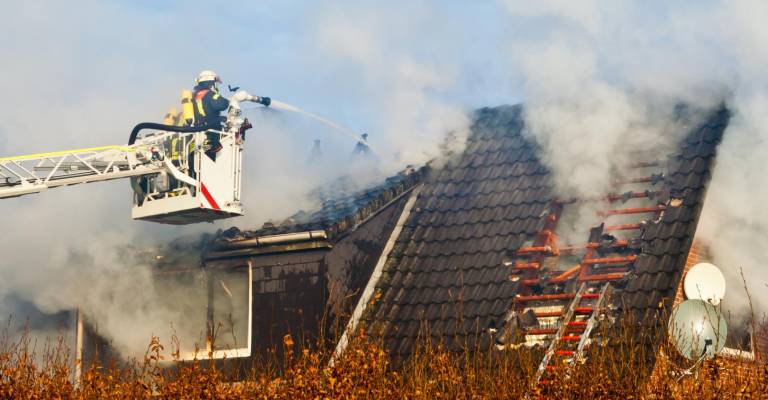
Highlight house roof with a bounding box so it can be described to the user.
[251,166,424,239]
[361,104,728,357]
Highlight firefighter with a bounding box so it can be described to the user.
[353,133,371,156]
[192,70,271,158]
[163,107,182,126]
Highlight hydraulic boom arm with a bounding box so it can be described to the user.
[1,89,261,225]
[0,134,191,199]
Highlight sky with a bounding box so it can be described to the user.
[1,0,767,356]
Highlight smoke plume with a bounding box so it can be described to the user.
[696,1,768,321]
[499,1,768,324]
[0,1,471,357]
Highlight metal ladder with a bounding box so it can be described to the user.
[0,131,199,199]
[533,283,610,385]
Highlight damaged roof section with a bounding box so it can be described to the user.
[136,165,425,270]
[617,107,729,322]
[206,166,426,259]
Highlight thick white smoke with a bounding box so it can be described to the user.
[499,1,768,326]
[697,2,768,322]
[500,2,715,243]
[0,1,471,357]
[310,2,471,171]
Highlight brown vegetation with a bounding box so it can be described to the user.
[1,326,767,399]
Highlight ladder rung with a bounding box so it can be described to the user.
[534,310,563,317]
[606,191,659,202]
[516,293,575,302]
[579,272,627,282]
[562,335,582,341]
[513,261,540,270]
[605,223,641,231]
[582,255,637,265]
[517,292,599,305]
[616,174,664,184]
[598,205,666,217]
[526,326,585,336]
[600,265,631,274]
[559,240,629,253]
[555,350,575,356]
[533,308,592,318]
[586,240,628,249]
[567,321,587,327]
[516,246,553,255]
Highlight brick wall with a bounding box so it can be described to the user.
[673,240,701,306]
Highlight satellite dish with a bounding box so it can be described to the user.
[668,299,728,360]
[684,263,726,305]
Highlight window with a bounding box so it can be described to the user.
[208,264,252,357]
[719,299,757,360]
[171,262,252,360]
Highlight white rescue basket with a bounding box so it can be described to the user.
[131,128,245,224]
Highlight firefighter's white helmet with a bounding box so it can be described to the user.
[196,70,221,84]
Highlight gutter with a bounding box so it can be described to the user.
[214,230,328,250]
[204,230,330,261]
[330,184,423,365]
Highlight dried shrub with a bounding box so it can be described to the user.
[0,321,767,399]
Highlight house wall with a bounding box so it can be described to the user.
[246,250,328,357]
[80,319,116,370]
[673,241,702,305]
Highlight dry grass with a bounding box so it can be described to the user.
[1,324,767,399]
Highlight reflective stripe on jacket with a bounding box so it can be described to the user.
[169,135,196,161]
[192,87,229,129]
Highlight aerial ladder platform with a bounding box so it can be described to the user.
[0,91,259,225]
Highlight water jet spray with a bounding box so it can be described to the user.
[249,100,376,154]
